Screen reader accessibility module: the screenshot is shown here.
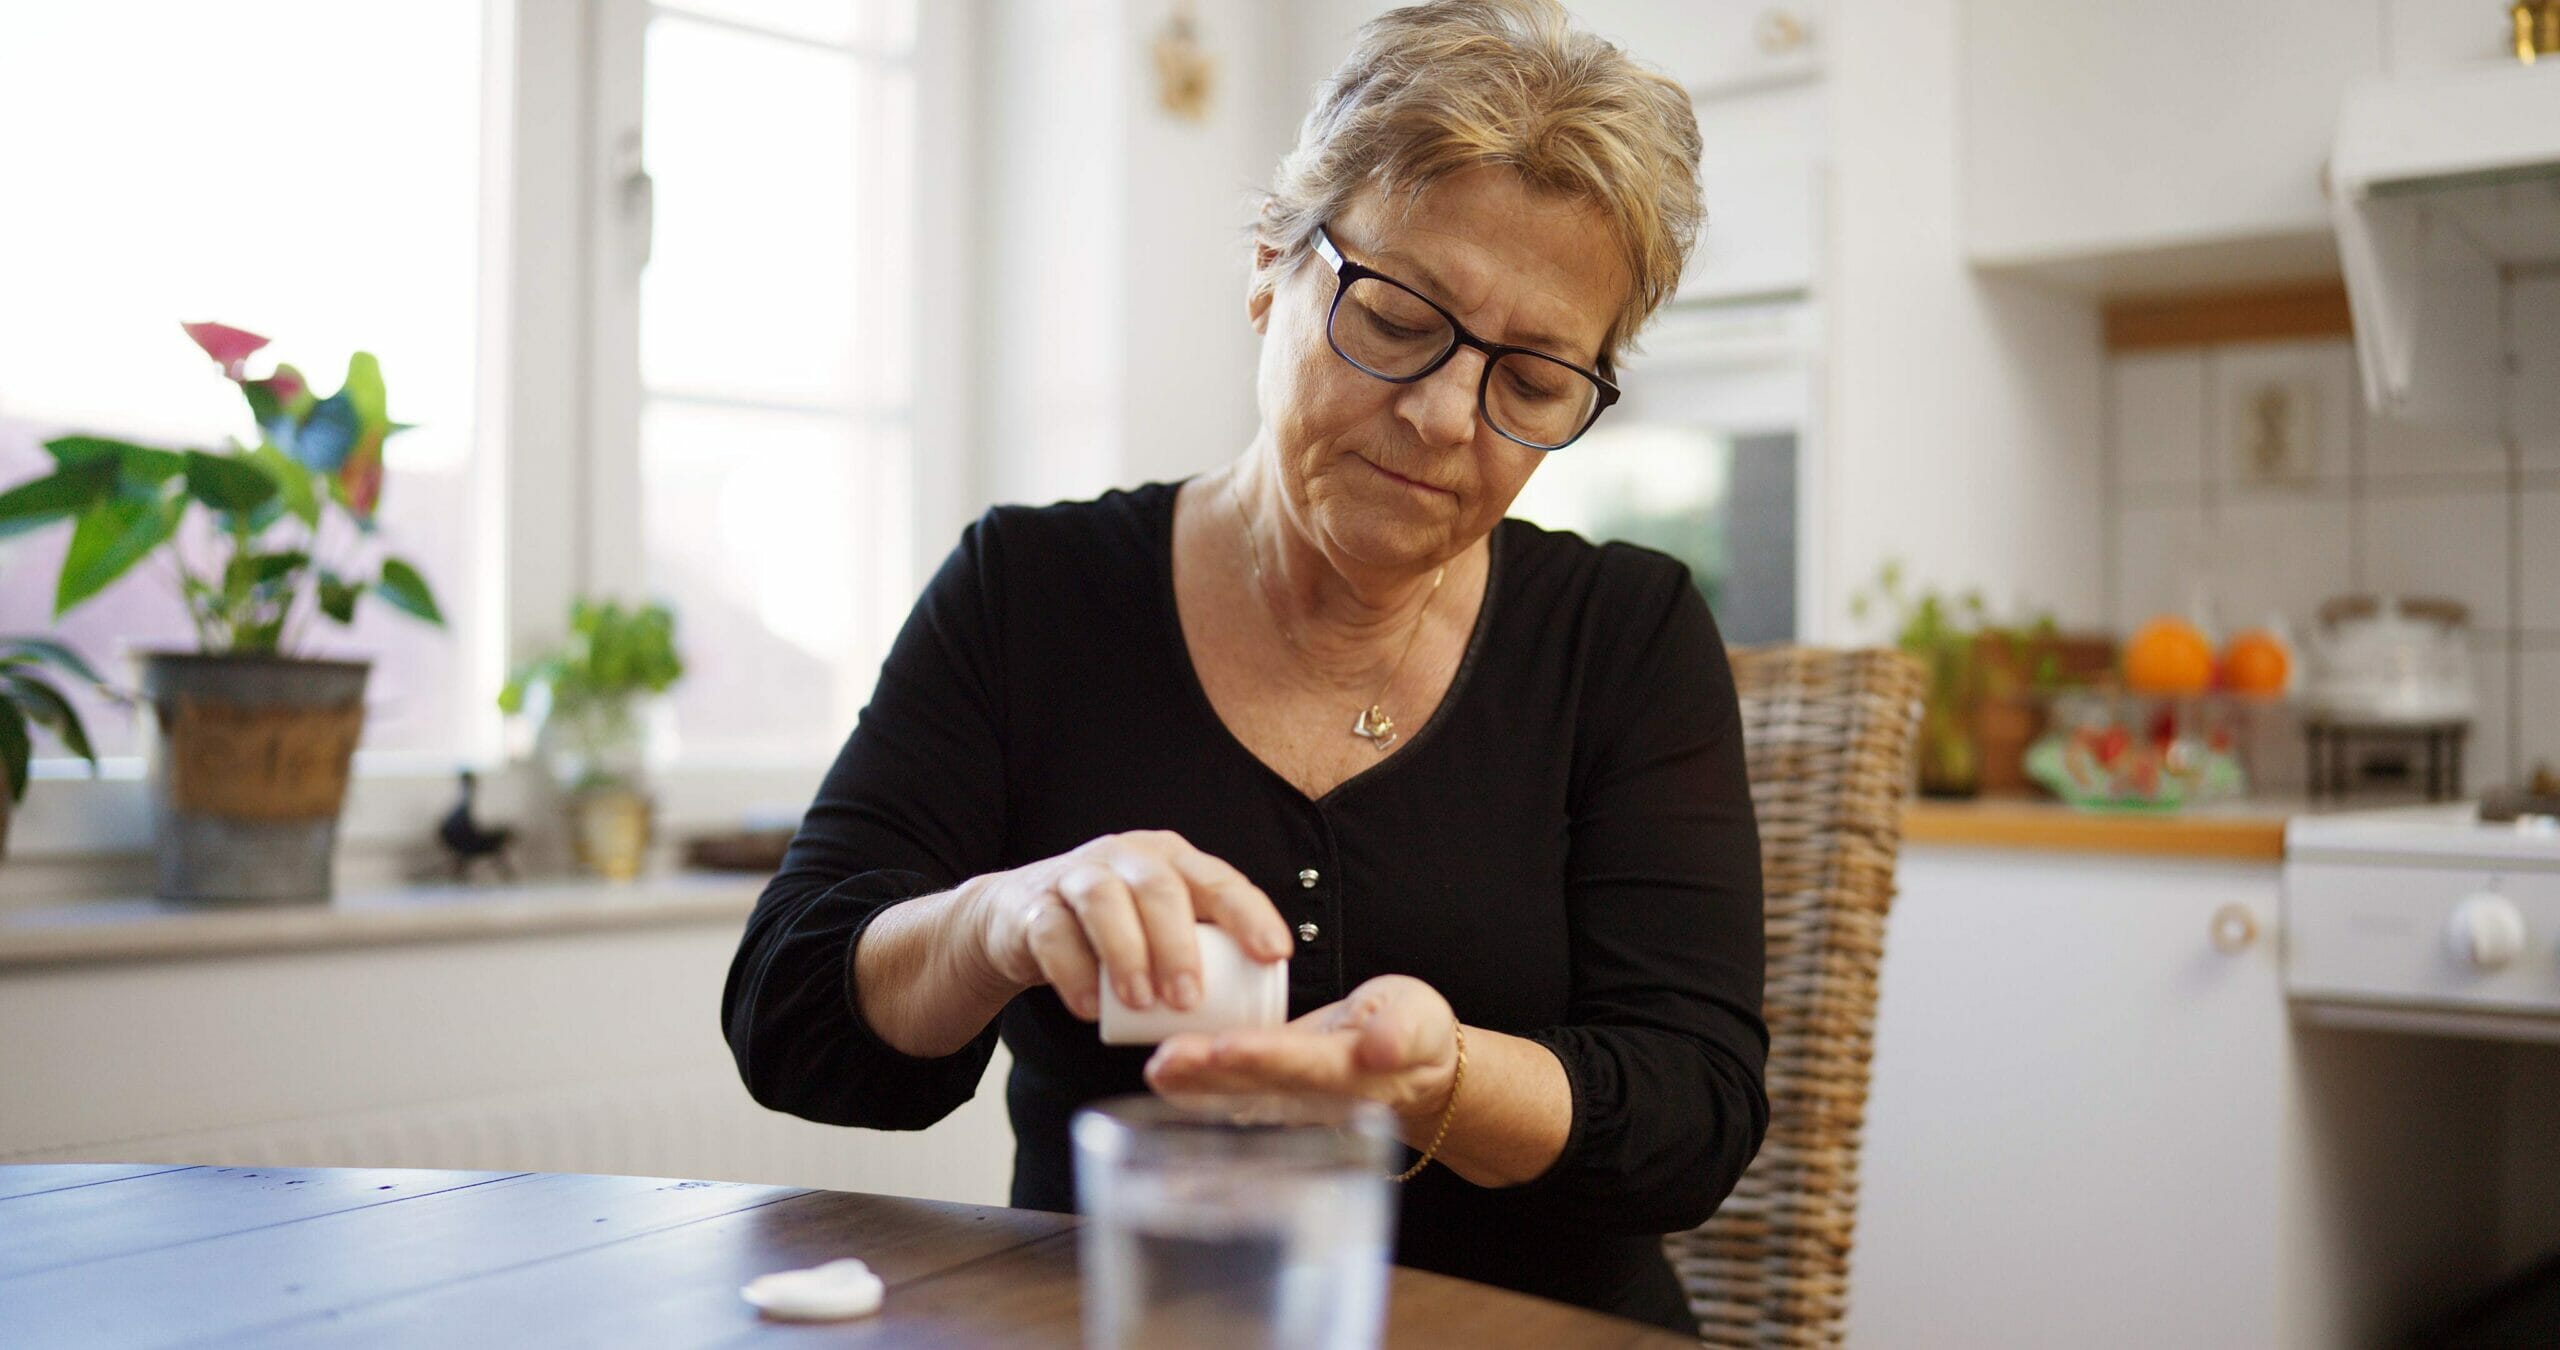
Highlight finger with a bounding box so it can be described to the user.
[1058,863,1155,1010]
[1288,998,1353,1033]
[1146,1042,1350,1097]
[1354,1001,1414,1073]
[1143,1033,1218,1085]
[1145,1029,1353,1096]
[1205,1027,1360,1089]
[1145,1058,1256,1095]
[1163,846,1292,961]
[1112,850,1204,1010]
[1023,896,1102,1021]
[1342,977,1439,1072]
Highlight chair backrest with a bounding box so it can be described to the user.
[1668,645,1926,1348]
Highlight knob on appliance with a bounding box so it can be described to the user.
[2444,892,2528,971]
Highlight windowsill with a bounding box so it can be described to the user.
[0,870,767,970]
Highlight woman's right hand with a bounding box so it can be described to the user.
[971,830,1292,1022]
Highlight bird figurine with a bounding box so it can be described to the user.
[438,768,518,883]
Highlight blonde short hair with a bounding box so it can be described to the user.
[1259,0,1702,364]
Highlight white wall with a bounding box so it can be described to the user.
[968,0,1294,511]
[1820,0,2106,637]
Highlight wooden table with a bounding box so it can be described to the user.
[0,1165,1694,1347]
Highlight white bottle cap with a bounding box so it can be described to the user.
[1097,923,1288,1045]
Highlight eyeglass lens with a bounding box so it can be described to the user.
[1331,276,1600,449]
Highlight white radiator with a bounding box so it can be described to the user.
[1,919,1019,1207]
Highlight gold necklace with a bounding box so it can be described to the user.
[1230,482,1445,753]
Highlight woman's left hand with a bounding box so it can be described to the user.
[1142,974,1461,1132]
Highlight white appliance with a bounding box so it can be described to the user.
[2329,63,2560,436]
[2286,803,2560,1043]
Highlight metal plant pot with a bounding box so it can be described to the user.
[139,653,369,903]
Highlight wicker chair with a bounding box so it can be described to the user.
[1668,646,1926,1348]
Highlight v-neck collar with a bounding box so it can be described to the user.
[1151,478,1503,809]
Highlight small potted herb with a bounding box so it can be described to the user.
[1851,561,2082,798]
[500,599,684,880]
[0,322,445,900]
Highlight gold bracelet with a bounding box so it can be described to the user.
[1391,1021,1465,1183]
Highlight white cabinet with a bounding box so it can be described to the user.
[1961,0,2382,283]
[1852,848,2291,1347]
[1851,845,2495,1348]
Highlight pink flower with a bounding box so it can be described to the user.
[181,321,270,380]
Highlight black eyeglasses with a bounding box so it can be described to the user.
[1313,225,1619,451]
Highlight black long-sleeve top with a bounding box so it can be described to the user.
[721,480,1767,1335]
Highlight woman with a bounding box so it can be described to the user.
[722,0,1763,1333]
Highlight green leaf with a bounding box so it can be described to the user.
[0,700,26,802]
[56,492,181,615]
[3,670,95,765]
[248,442,319,526]
[341,351,387,427]
[222,551,256,607]
[42,436,128,469]
[318,571,364,625]
[499,654,568,715]
[375,557,443,625]
[232,618,287,654]
[220,549,303,607]
[184,450,279,514]
[225,492,287,535]
[0,459,115,538]
[251,550,308,585]
[46,436,186,489]
[116,445,187,488]
[0,637,106,687]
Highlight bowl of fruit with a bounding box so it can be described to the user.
[2027,694,2246,811]
[2024,616,2283,811]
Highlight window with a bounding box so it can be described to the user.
[1509,423,1800,645]
[0,0,943,866]
[0,1,489,760]
[617,0,921,762]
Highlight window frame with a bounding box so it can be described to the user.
[3,0,971,893]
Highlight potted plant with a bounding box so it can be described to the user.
[1851,562,2086,798]
[500,599,684,881]
[0,637,110,864]
[0,322,444,901]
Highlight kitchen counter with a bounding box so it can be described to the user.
[1900,794,2295,862]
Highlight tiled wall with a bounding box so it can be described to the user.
[2103,274,2560,794]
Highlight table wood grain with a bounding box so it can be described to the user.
[0,1165,1693,1348]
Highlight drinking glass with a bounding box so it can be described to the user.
[1072,1094,1398,1350]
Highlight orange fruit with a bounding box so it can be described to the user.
[2123,617,2215,695]
[2220,628,2291,695]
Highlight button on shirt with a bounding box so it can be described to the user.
[721,482,1768,1336]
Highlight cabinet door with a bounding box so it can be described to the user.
[1848,849,2288,1349]
[1962,0,2382,265]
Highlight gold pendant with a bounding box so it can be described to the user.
[1351,705,1398,752]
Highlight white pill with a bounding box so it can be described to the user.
[741,1257,885,1321]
